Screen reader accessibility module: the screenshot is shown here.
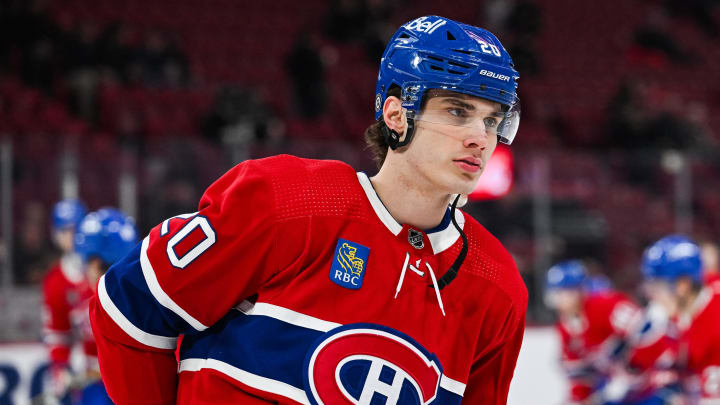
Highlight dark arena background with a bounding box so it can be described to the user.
[1,0,720,403]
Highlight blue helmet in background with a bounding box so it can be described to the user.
[546,260,588,290]
[375,15,520,146]
[74,207,138,266]
[584,274,613,294]
[642,235,702,284]
[52,199,87,231]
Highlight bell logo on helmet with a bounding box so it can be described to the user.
[375,94,382,112]
[404,16,447,35]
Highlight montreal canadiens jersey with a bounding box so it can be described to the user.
[43,254,97,370]
[678,285,720,400]
[556,291,640,401]
[90,155,528,405]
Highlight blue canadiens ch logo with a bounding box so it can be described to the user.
[329,239,369,289]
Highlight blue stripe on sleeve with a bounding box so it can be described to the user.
[104,243,194,336]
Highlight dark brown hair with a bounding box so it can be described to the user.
[364,86,401,169]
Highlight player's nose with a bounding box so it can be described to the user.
[462,126,490,150]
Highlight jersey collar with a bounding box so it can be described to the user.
[356,172,465,255]
[60,253,85,284]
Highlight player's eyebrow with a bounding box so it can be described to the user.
[441,97,504,116]
[441,97,476,111]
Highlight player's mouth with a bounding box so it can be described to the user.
[453,157,482,173]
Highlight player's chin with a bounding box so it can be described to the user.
[450,174,479,196]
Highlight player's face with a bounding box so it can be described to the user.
[545,288,582,316]
[86,258,105,293]
[406,93,500,195]
[53,228,75,253]
[643,279,678,317]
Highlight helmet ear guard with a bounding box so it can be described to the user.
[380,117,416,150]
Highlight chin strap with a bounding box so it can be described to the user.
[434,194,468,290]
[380,118,416,150]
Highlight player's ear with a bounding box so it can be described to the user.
[382,96,407,136]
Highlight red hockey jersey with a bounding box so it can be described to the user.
[43,254,97,370]
[678,285,720,401]
[556,291,640,401]
[90,155,528,404]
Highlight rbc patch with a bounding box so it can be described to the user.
[329,239,369,289]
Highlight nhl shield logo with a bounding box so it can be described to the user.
[408,229,424,250]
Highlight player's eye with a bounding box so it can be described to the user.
[447,108,468,118]
[483,117,499,129]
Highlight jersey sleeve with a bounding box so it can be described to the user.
[91,159,288,405]
[43,273,72,366]
[462,298,526,405]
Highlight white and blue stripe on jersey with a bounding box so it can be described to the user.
[99,241,467,404]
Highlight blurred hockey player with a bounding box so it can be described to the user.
[585,274,613,295]
[699,240,720,288]
[91,15,528,405]
[545,260,651,404]
[42,199,89,403]
[43,206,137,404]
[642,235,720,403]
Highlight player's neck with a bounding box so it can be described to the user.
[369,167,451,230]
[678,289,701,316]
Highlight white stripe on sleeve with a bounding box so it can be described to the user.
[139,236,208,331]
[97,274,177,350]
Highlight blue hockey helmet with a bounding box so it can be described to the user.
[584,274,613,294]
[642,235,702,284]
[375,16,520,146]
[546,260,588,290]
[74,207,138,266]
[51,199,87,231]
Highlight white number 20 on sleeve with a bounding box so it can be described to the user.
[163,214,216,269]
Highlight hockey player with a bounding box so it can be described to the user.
[90,15,527,405]
[642,235,720,402]
[545,260,656,404]
[42,199,90,402]
[44,207,138,404]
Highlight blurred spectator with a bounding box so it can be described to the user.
[95,22,139,83]
[5,0,64,93]
[663,0,719,38]
[133,31,190,88]
[285,32,328,119]
[631,7,693,66]
[13,201,54,285]
[504,0,542,37]
[203,86,283,162]
[482,0,516,33]
[324,0,370,43]
[484,0,543,77]
[607,80,650,149]
[361,0,397,62]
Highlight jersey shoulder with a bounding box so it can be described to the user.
[43,262,67,291]
[245,154,368,221]
[459,214,528,312]
[585,290,636,312]
[694,290,720,331]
